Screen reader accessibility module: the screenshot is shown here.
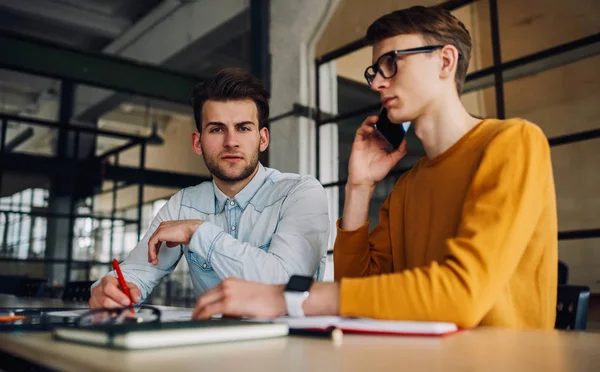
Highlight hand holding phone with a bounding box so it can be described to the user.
[373,107,410,151]
[347,113,409,188]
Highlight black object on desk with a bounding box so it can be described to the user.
[53,319,289,349]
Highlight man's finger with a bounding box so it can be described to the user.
[364,115,378,125]
[97,294,126,309]
[147,232,157,263]
[357,118,377,134]
[196,286,224,309]
[166,241,179,248]
[89,296,101,309]
[194,302,224,320]
[152,240,162,265]
[357,124,375,137]
[128,284,142,303]
[398,139,407,154]
[389,139,408,163]
[147,234,161,265]
[104,281,133,306]
[193,288,224,318]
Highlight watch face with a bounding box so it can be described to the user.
[285,275,313,292]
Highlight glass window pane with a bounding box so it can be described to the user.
[3,121,58,157]
[461,87,497,119]
[336,46,372,87]
[498,0,599,61]
[504,56,600,138]
[551,139,600,232]
[0,69,60,121]
[559,238,600,292]
[453,0,494,73]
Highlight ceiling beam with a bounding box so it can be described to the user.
[74,0,249,121]
[0,31,199,104]
[0,0,131,39]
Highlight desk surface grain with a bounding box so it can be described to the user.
[1,327,600,372]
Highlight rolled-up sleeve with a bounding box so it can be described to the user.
[189,178,330,284]
[91,191,184,301]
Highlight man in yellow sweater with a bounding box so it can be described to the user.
[191,6,558,328]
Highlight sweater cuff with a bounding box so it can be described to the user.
[339,276,377,318]
[335,218,371,254]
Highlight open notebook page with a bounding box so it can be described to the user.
[274,316,458,335]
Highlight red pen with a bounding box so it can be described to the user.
[112,259,134,306]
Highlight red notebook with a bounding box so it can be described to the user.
[277,316,460,337]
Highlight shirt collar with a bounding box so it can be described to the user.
[213,163,267,213]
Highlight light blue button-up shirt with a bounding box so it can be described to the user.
[98,164,330,300]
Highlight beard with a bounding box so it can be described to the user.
[202,146,260,183]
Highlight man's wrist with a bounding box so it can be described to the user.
[341,184,374,231]
[187,219,204,238]
[301,282,340,317]
[345,182,376,196]
[283,276,314,317]
[275,284,287,316]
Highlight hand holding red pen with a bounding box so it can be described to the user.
[89,260,142,309]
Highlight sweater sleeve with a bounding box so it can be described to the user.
[333,187,400,280]
[339,122,553,328]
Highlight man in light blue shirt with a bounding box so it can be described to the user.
[90,68,330,308]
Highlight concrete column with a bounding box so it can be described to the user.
[269,0,341,280]
[268,0,340,175]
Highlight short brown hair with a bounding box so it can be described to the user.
[366,6,471,94]
[190,68,270,132]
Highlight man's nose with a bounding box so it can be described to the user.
[224,130,239,148]
[370,71,389,92]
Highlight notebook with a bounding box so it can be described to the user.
[275,316,459,337]
[52,319,289,350]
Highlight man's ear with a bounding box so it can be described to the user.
[439,44,460,83]
[192,131,203,156]
[259,127,269,152]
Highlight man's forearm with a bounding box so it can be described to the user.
[302,282,341,316]
[340,184,375,230]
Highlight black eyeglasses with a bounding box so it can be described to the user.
[364,45,445,86]
[77,305,161,327]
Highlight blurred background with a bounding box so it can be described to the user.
[0,0,598,323]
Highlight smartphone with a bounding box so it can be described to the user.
[373,107,410,150]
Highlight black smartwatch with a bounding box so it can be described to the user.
[284,275,314,317]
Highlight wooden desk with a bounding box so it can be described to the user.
[1,328,599,371]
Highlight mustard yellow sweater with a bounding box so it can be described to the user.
[334,118,557,329]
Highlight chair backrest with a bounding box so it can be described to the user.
[555,285,590,330]
[0,275,27,295]
[62,281,95,302]
[16,278,48,298]
[558,261,569,285]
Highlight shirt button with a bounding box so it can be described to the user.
[230,201,235,206]
[202,263,207,269]
[231,226,236,231]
